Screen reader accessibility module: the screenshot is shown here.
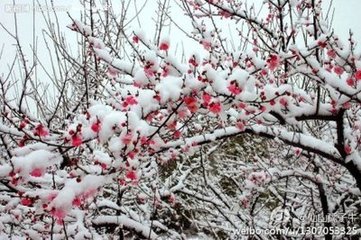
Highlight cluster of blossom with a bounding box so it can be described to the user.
[1,0,361,238]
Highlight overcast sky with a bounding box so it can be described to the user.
[0,0,360,78]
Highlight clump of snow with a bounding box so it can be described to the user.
[156,76,183,104]
[11,149,62,180]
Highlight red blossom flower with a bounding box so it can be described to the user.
[168,194,176,205]
[173,130,182,139]
[18,137,27,147]
[162,67,169,77]
[346,78,355,87]
[128,151,136,159]
[144,67,155,77]
[236,121,245,131]
[295,148,302,156]
[355,69,361,80]
[343,102,351,109]
[140,136,155,145]
[184,96,198,113]
[72,134,82,147]
[159,40,169,51]
[122,133,133,145]
[334,66,344,75]
[239,102,247,109]
[260,69,268,76]
[266,54,280,71]
[317,41,327,48]
[327,49,336,58]
[21,198,33,206]
[19,121,27,129]
[51,208,66,224]
[189,57,198,67]
[259,105,267,112]
[219,9,231,18]
[34,124,48,137]
[209,102,222,114]
[227,83,242,95]
[91,121,101,133]
[100,163,107,170]
[119,179,126,186]
[125,170,138,181]
[201,40,211,50]
[132,35,139,43]
[123,96,138,107]
[279,97,288,107]
[177,108,188,119]
[72,196,82,207]
[344,145,352,155]
[202,92,212,106]
[30,168,43,177]
[47,192,58,201]
[167,121,177,130]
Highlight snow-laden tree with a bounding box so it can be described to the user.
[0,0,361,239]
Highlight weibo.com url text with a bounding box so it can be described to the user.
[233,226,358,237]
